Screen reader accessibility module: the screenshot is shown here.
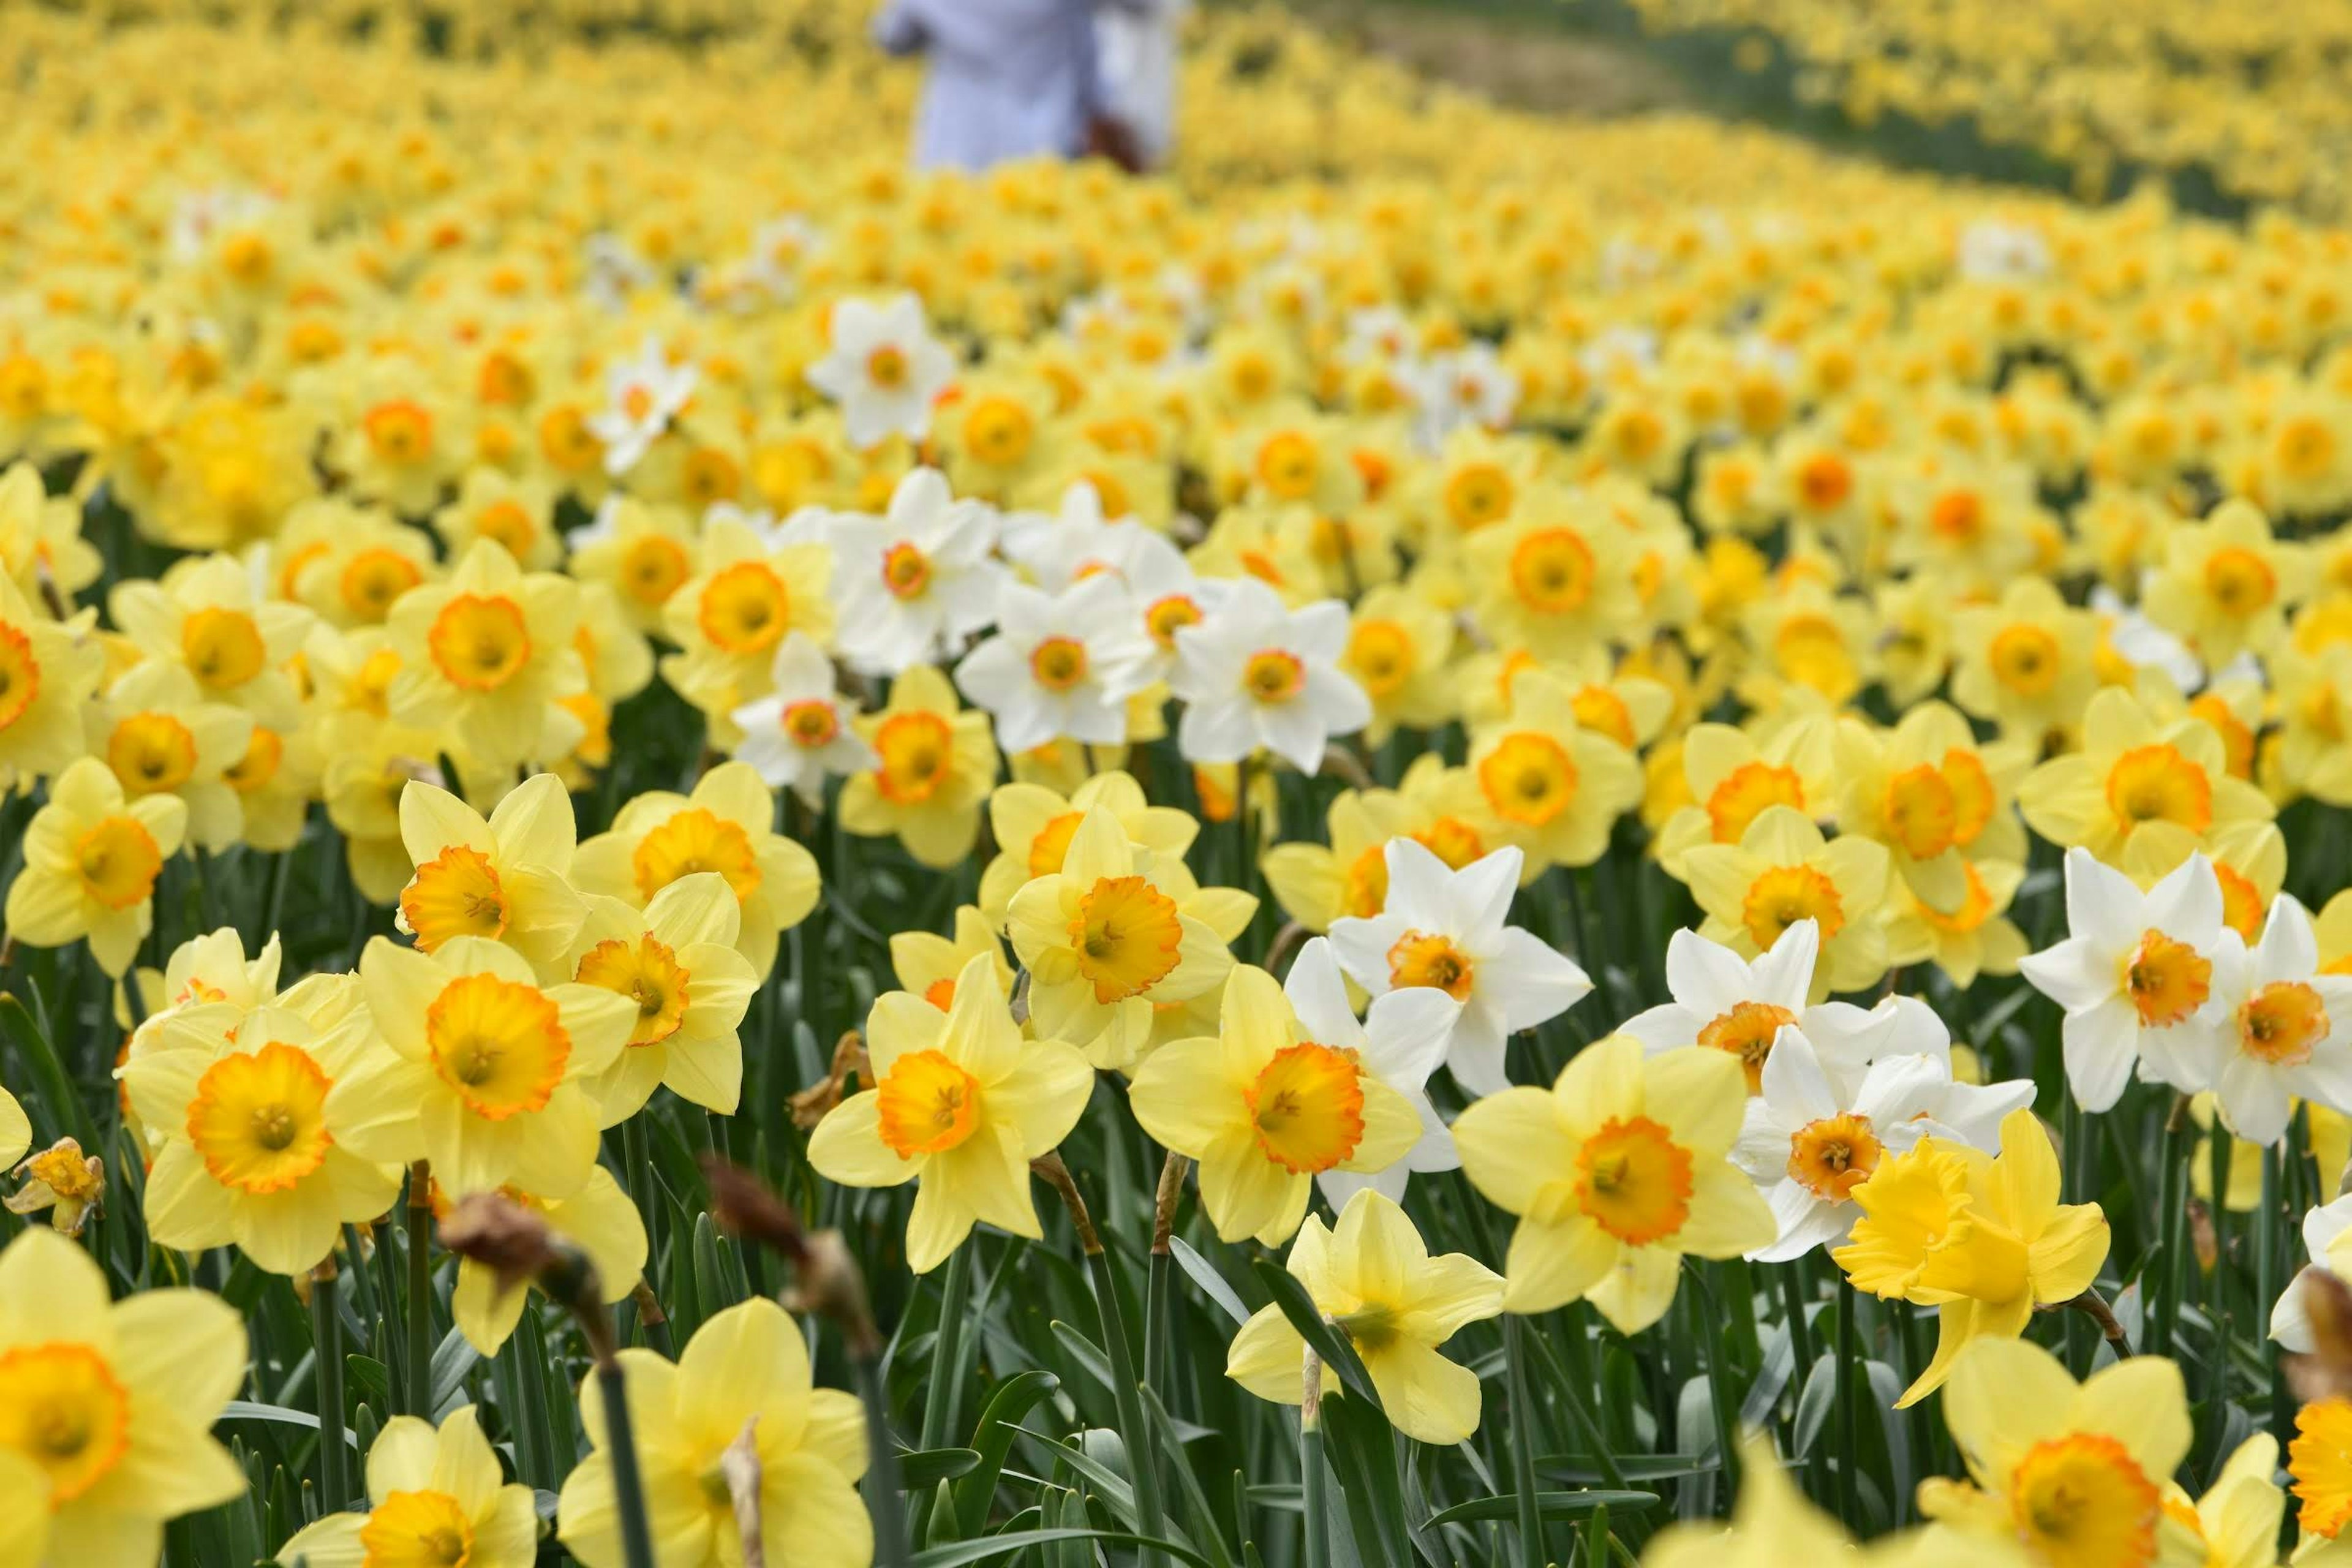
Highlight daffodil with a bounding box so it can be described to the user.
[1918,1337,2198,1568]
[837,664,1001,870]
[1684,805,1893,1001]
[1224,1189,1502,1445]
[4,755,187,976]
[2164,1433,2285,1568]
[394,774,587,975]
[976,770,1197,927]
[0,1227,247,1563]
[1006,805,1248,1070]
[2296,1397,2352,1549]
[729,631,878,809]
[563,874,758,1119]
[1452,1036,1773,1332]
[1466,667,1643,875]
[1951,578,2100,746]
[1833,1108,2110,1407]
[807,952,1093,1272]
[0,573,100,788]
[328,935,636,1199]
[573,761,821,980]
[1259,757,1495,933]
[443,1167,646,1355]
[273,1405,539,1567]
[659,513,835,733]
[2018,685,2272,869]
[888,905,1016,1012]
[832,466,1007,676]
[1131,963,1422,1246]
[385,538,587,770]
[0,1089,26,1169]
[90,658,252,852]
[109,551,309,729]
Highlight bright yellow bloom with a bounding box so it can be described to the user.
[1951,578,2100,747]
[1006,806,1249,1069]
[2163,1433,2283,1568]
[90,658,253,853]
[564,875,758,1119]
[1651,712,1838,878]
[328,935,637,1199]
[808,952,1093,1273]
[976,770,1197,927]
[1833,1109,2109,1408]
[1919,1337,2199,1568]
[573,761,820,981]
[837,665,1001,869]
[888,905,1015,1014]
[1132,964,1421,1246]
[385,538,587,771]
[1225,1189,1502,1445]
[1452,1036,1773,1333]
[2296,1398,2352,1545]
[0,574,100,789]
[1831,702,2030,916]
[443,1167,646,1356]
[2142,498,2299,668]
[0,1227,246,1562]
[1684,805,1892,1001]
[1467,668,1642,875]
[2018,685,2273,869]
[1261,755,1495,933]
[394,774,587,976]
[4,755,187,976]
[273,1405,540,1567]
[1340,584,1458,743]
[660,516,837,744]
[557,1299,869,1568]
[108,551,310,731]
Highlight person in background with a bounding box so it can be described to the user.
[875,0,1146,173]
[1098,0,1186,169]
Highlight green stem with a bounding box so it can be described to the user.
[1301,1355,1329,1568]
[311,1265,350,1510]
[919,1244,971,1452]
[595,1359,662,1568]
[1087,1248,1167,1553]
[1506,1314,1544,1568]
[1779,1264,1820,1499]
[1834,1276,1859,1532]
[406,1160,434,1417]
[2262,1145,2290,1452]
[2150,1115,2188,1360]
[853,1350,915,1567]
[2208,1124,2234,1408]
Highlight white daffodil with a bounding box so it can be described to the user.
[1328,839,1590,1095]
[2018,847,2227,1112]
[832,467,1006,676]
[806,292,957,450]
[731,631,879,809]
[954,575,1155,754]
[1618,922,1890,1096]
[2272,1193,2352,1352]
[1170,576,1370,775]
[1835,993,2037,1146]
[586,337,696,475]
[1282,937,1461,1207]
[2197,893,2352,1146]
[1733,1027,1960,1262]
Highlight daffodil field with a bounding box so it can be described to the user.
[14,2,2352,1566]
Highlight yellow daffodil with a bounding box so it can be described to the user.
[808,952,1093,1272]
[1131,963,1422,1246]
[888,904,1015,1012]
[274,1405,540,1567]
[2018,685,2273,869]
[1467,668,1642,875]
[385,538,587,771]
[557,1298,869,1568]
[4,755,187,976]
[976,770,1197,927]
[1452,1036,1772,1333]
[837,665,1001,869]
[1684,805,1892,1001]
[0,573,100,788]
[443,1167,646,1355]
[1225,1189,1503,1444]
[563,875,758,1118]
[109,551,310,731]
[394,775,587,975]
[1833,1108,2109,1407]
[1261,756,1494,933]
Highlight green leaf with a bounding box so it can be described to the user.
[218,1401,360,1449]
[908,1527,1218,1568]
[1248,1259,1376,1406]
[1168,1237,1251,1327]
[1423,1491,1659,1528]
[900,1447,984,1490]
[1538,1453,1717,1483]
[954,1370,1061,1536]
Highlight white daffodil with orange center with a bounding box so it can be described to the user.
[1684,805,1893,1001]
[2019,848,2226,1114]
[1261,755,1494,934]
[119,998,401,1277]
[557,1299,872,1568]
[954,574,1155,755]
[327,935,635,1199]
[806,291,956,450]
[1468,668,1643,875]
[386,538,587,771]
[1732,1027,2026,1262]
[585,335,697,475]
[1283,938,1462,1206]
[0,573,102,788]
[1453,1035,1773,1332]
[573,761,821,980]
[4,755,187,977]
[838,664,1003,870]
[393,774,586,976]
[1919,1338,2199,1568]
[658,514,834,738]
[1329,839,1590,1095]
[440,1167,646,1355]
[1621,922,1874,1092]
[564,873,758,1121]
[1006,806,1248,1071]
[1170,575,1371,775]
[1131,963,1421,1246]
[730,631,878,809]
[93,658,254,853]
[2018,686,2272,869]
[1225,1189,1504,1446]
[2193,892,2352,1147]
[2271,1193,2352,1355]
[807,952,1093,1272]
[0,1227,246,1563]
[276,1404,540,1568]
[109,551,310,730]
[832,466,1007,676]
[976,769,1199,927]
